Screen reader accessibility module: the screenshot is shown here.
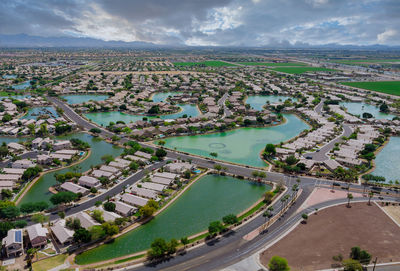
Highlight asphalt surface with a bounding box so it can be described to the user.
[303,123,353,161]
[46,97,399,270]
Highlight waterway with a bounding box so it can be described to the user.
[340,102,396,120]
[152,92,181,103]
[17,133,123,205]
[2,75,17,79]
[13,81,31,90]
[163,114,308,167]
[75,174,270,264]
[61,94,109,105]
[371,136,400,183]
[246,95,298,111]
[21,106,59,120]
[85,104,199,126]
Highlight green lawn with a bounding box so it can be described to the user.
[173,61,236,67]
[238,62,307,67]
[269,67,336,74]
[32,254,67,271]
[340,81,400,96]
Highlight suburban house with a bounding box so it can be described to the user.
[114,200,137,216]
[26,224,48,248]
[50,219,74,245]
[60,182,89,195]
[2,229,23,257]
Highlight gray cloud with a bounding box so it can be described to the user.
[0,0,399,46]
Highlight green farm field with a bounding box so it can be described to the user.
[173,61,236,67]
[340,81,400,96]
[333,59,400,64]
[238,62,307,66]
[269,67,335,74]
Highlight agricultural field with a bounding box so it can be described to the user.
[341,81,400,96]
[333,59,400,65]
[238,62,307,66]
[268,67,336,74]
[173,60,236,67]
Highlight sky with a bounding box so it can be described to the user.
[0,0,399,46]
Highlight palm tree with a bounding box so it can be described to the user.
[368,191,374,205]
[347,193,353,207]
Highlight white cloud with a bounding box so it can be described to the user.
[377,29,397,43]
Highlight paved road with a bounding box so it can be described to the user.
[303,123,353,161]
[49,160,168,220]
[217,93,232,117]
[47,97,399,270]
[130,192,399,271]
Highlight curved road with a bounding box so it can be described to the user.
[47,97,398,270]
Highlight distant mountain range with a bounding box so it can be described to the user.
[0,34,399,50]
[0,34,160,48]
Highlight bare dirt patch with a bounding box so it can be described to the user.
[382,204,400,226]
[260,202,400,271]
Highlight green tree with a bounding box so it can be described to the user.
[50,191,77,206]
[89,225,106,241]
[268,256,290,271]
[347,193,353,207]
[155,148,167,159]
[208,221,224,236]
[0,206,20,219]
[92,210,104,223]
[73,228,91,243]
[301,213,308,223]
[32,214,49,224]
[264,144,276,156]
[102,222,119,236]
[148,238,168,259]
[222,214,238,225]
[264,191,274,204]
[104,202,116,212]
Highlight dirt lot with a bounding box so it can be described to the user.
[260,202,400,271]
[383,204,400,225]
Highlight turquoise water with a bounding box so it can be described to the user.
[246,95,298,110]
[85,105,199,126]
[13,81,31,90]
[0,95,31,99]
[163,114,309,167]
[2,75,17,79]
[371,137,400,183]
[21,106,59,120]
[152,92,181,103]
[61,94,109,104]
[340,102,396,120]
[18,133,123,205]
[75,174,270,264]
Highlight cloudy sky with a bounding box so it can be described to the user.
[0,0,399,46]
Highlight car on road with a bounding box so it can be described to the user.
[305,156,312,159]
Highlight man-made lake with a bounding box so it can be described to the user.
[163,114,308,167]
[75,174,269,264]
[13,81,31,90]
[2,75,17,79]
[340,102,396,120]
[246,95,298,111]
[151,92,181,103]
[371,137,400,183]
[61,94,109,105]
[17,133,123,205]
[84,104,200,127]
[21,106,59,120]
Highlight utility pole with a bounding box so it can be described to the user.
[372,257,377,271]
